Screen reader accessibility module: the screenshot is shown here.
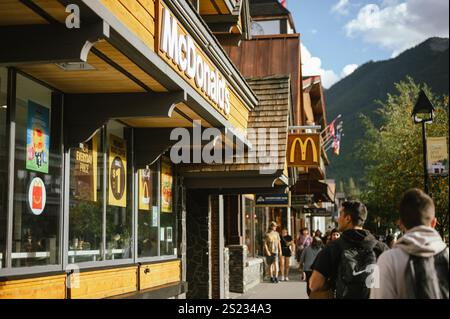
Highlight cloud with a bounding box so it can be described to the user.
[341,64,358,78]
[331,0,351,16]
[345,0,449,56]
[301,43,339,89]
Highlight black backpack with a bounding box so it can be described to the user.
[405,248,449,299]
[335,240,377,299]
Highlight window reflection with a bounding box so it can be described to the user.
[12,74,61,267]
[69,130,104,263]
[0,67,8,268]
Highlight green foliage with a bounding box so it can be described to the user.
[345,177,361,200]
[357,77,449,237]
[326,37,449,184]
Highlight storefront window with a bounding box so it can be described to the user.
[137,164,159,258]
[160,158,176,256]
[68,130,104,263]
[105,121,132,260]
[0,67,8,268]
[12,73,61,267]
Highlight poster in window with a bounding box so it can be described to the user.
[167,227,173,243]
[28,177,47,215]
[26,101,50,173]
[161,160,173,213]
[138,168,152,211]
[152,206,158,226]
[73,134,98,201]
[108,135,127,207]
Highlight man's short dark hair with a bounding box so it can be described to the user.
[399,188,435,229]
[341,201,368,227]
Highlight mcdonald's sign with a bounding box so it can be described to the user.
[287,134,321,167]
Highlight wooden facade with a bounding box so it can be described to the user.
[223,34,304,126]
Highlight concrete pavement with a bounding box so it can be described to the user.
[235,268,309,299]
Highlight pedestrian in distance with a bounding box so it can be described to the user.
[371,189,449,299]
[264,221,282,283]
[300,236,323,296]
[385,234,397,249]
[309,200,389,299]
[280,228,294,281]
[296,228,312,265]
[330,228,341,242]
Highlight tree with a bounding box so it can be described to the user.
[345,177,360,200]
[357,77,449,237]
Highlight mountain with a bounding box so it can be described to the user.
[325,37,449,185]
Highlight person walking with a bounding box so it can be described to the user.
[371,189,449,299]
[385,234,397,249]
[280,228,294,281]
[264,221,282,283]
[300,237,323,296]
[296,228,312,265]
[330,228,341,242]
[309,201,388,299]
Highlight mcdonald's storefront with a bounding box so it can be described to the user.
[287,131,334,236]
[0,0,257,299]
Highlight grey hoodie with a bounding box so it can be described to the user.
[370,226,448,299]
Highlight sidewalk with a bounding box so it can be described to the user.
[233,268,309,299]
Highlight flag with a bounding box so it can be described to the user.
[280,0,287,8]
[333,130,342,155]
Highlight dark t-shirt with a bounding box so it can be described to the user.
[281,235,293,256]
[312,229,388,289]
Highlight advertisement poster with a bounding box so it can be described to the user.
[427,137,449,175]
[152,206,158,226]
[161,160,173,213]
[28,177,46,215]
[138,169,152,211]
[73,135,98,201]
[108,135,127,207]
[26,101,50,173]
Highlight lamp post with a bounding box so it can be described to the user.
[412,90,435,194]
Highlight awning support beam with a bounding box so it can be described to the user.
[0,23,108,65]
[64,91,187,148]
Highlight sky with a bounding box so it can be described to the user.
[287,0,450,88]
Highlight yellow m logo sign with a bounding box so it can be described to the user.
[289,137,319,164]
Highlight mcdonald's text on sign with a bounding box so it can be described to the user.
[287,134,321,167]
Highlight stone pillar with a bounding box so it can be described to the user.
[210,194,225,299]
[223,247,229,299]
[228,245,246,293]
[186,190,211,299]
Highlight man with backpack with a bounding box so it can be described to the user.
[371,188,449,299]
[309,200,388,299]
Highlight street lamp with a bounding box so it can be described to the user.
[412,89,435,194]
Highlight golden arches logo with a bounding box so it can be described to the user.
[289,137,319,163]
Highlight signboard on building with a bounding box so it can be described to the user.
[108,135,127,208]
[427,137,448,175]
[255,193,291,207]
[26,101,50,173]
[303,207,330,217]
[291,194,314,207]
[158,2,230,118]
[287,134,321,167]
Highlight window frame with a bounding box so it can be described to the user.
[0,70,180,278]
